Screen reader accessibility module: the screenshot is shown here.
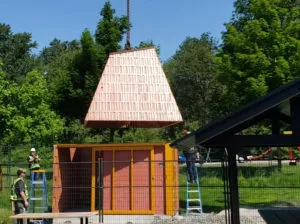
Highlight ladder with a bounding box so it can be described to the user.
[28,170,48,220]
[186,174,203,215]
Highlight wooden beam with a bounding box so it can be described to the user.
[216,111,271,136]
[290,97,300,135]
[203,134,300,148]
[196,109,290,145]
[271,107,280,135]
[225,109,291,137]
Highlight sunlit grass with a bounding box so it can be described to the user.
[179,164,300,214]
[0,189,12,224]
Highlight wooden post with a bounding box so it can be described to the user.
[222,156,230,224]
[228,147,240,224]
[290,97,300,135]
[272,109,281,172]
[11,201,15,214]
[98,158,104,223]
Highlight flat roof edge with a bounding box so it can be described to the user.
[54,142,171,148]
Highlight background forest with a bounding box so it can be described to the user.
[0,0,299,148]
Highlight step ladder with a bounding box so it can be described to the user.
[186,176,203,215]
[28,170,48,223]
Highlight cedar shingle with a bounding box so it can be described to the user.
[84,47,183,128]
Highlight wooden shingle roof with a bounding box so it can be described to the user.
[84,47,183,128]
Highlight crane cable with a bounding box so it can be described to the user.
[125,0,131,50]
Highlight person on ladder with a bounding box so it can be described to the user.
[182,129,199,184]
[27,148,40,180]
[10,169,29,222]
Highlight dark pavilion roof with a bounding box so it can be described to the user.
[171,79,300,151]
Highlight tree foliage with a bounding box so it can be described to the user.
[77,29,106,110]
[2,0,298,147]
[164,33,222,126]
[219,0,300,107]
[0,66,64,145]
[0,23,37,82]
[0,2,148,146]
[0,61,14,141]
[39,38,80,65]
[95,1,127,54]
[44,1,126,122]
[137,40,161,55]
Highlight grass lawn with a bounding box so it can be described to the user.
[179,163,300,214]
[0,188,13,224]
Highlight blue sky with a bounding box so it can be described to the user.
[0,0,235,61]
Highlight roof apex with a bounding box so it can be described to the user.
[109,46,156,56]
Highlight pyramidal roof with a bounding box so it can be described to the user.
[84,47,183,128]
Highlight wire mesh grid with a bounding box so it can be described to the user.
[1,148,300,223]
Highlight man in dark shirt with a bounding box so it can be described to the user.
[182,129,198,184]
[11,169,29,216]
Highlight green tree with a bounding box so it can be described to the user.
[137,40,161,55]
[43,47,81,119]
[2,70,65,145]
[44,1,126,121]
[95,1,127,54]
[0,61,15,142]
[0,23,37,82]
[39,38,80,65]
[44,33,100,120]
[78,29,106,108]
[93,1,128,142]
[164,34,222,126]
[219,0,300,107]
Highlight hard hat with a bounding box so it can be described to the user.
[30,148,36,152]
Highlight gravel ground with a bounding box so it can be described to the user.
[151,215,255,224]
[150,209,266,224]
[54,210,266,224]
